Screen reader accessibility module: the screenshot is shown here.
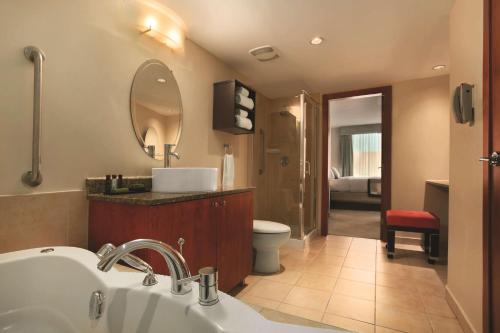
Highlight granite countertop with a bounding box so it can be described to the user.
[87,186,255,206]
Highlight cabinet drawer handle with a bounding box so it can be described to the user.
[222,200,227,207]
[213,201,219,208]
[177,237,185,255]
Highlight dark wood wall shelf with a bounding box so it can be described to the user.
[213,80,256,135]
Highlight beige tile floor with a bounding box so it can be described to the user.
[232,235,463,333]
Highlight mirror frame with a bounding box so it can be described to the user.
[129,59,183,159]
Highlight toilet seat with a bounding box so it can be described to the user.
[253,220,291,234]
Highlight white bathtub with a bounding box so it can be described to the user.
[0,247,341,333]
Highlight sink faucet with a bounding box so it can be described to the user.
[164,144,180,168]
[97,239,219,305]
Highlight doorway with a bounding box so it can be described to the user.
[321,87,392,239]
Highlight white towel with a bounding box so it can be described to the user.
[235,115,253,130]
[235,94,254,110]
[236,86,249,97]
[222,153,234,188]
[237,109,248,118]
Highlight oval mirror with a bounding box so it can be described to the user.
[130,59,182,160]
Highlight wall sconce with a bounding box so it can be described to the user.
[140,17,183,49]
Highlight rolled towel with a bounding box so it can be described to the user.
[236,86,249,97]
[237,109,248,118]
[235,94,254,110]
[235,115,253,130]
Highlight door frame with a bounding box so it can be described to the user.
[483,0,494,330]
[321,86,392,239]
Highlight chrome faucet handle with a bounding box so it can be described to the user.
[198,267,219,306]
[177,237,185,255]
[177,267,219,306]
[96,243,158,286]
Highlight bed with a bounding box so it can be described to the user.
[329,176,381,211]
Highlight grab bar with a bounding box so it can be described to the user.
[22,46,45,187]
[259,129,265,175]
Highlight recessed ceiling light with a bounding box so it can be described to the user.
[310,36,324,45]
[432,64,446,70]
[156,78,166,83]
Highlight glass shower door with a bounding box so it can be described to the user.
[302,94,318,236]
[263,92,319,239]
[267,105,302,238]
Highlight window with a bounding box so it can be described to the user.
[352,133,381,177]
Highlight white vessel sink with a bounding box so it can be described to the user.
[152,168,218,193]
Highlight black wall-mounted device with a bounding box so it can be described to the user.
[453,83,474,124]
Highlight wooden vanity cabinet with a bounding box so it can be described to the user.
[147,198,217,277]
[88,191,253,292]
[213,192,253,291]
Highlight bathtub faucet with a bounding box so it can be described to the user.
[96,243,158,286]
[96,239,219,305]
[97,239,192,295]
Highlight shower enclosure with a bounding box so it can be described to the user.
[255,91,319,239]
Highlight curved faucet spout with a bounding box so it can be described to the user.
[97,239,192,295]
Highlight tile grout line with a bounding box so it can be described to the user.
[321,237,352,324]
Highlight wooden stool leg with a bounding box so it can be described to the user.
[387,229,395,259]
[428,233,439,264]
[424,233,430,254]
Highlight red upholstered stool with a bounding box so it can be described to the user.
[386,210,440,264]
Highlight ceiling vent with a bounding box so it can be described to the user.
[249,45,279,62]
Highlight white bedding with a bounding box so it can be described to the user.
[329,176,380,193]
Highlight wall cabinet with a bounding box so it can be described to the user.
[88,191,253,292]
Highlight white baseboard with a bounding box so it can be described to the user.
[445,285,479,333]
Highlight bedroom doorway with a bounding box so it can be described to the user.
[321,87,392,240]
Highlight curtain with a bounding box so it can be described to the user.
[352,133,382,177]
[340,135,353,176]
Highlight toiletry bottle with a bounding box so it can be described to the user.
[118,174,123,188]
[105,175,112,194]
[111,175,117,191]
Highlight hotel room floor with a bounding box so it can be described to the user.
[232,236,462,333]
[329,210,380,239]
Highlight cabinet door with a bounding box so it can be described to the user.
[149,199,217,276]
[88,201,152,261]
[216,192,253,292]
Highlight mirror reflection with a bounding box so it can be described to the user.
[130,59,182,160]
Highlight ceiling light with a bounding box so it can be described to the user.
[156,78,166,83]
[432,64,446,70]
[310,36,324,45]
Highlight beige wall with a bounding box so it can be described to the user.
[391,75,450,210]
[0,0,257,252]
[447,0,483,331]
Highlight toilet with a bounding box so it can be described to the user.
[252,220,291,274]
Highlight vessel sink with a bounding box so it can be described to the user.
[152,168,218,192]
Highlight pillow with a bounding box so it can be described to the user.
[329,167,335,179]
[332,167,341,179]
